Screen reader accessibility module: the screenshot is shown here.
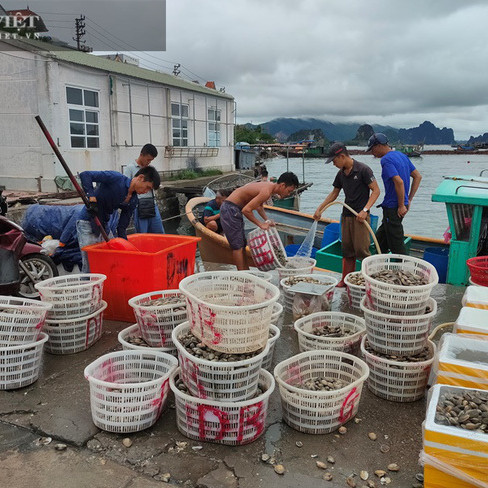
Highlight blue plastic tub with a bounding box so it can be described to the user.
[285,244,317,258]
[423,247,449,284]
[322,223,341,247]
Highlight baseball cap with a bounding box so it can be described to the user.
[366,133,389,152]
[325,142,347,164]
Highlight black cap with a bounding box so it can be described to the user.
[325,142,347,164]
[366,133,389,152]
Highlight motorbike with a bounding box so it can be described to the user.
[0,188,58,298]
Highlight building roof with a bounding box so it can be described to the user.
[4,38,233,100]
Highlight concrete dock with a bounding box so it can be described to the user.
[0,281,465,488]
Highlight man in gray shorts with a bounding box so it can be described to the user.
[220,172,299,270]
[314,142,380,287]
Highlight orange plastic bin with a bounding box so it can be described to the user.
[83,234,201,322]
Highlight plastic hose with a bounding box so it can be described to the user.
[318,201,382,254]
[428,322,455,341]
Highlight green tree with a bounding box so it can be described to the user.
[235,125,275,144]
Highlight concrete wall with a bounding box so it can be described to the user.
[0,44,235,191]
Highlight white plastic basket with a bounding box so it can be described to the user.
[118,324,178,356]
[248,226,287,271]
[344,272,366,312]
[262,325,281,371]
[179,271,280,353]
[0,295,52,345]
[271,302,283,324]
[238,269,273,282]
[170,367,275,445]
[172,322,269,401]
[280,274,337,314]
[35,273,106,319]
[469,277,484,287]
[360,296,437,357]
[0,333,48,390]
[361,336,435,403]
[294,312,366,355]
[361,254,438,315]
[274,350,369,434]
[84,350,178,433]
[43,301,107,355]
[277,257,317,280]
[128,290,187,347]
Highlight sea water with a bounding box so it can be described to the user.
[265,146,488,239]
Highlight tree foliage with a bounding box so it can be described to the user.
[235,125,276,144]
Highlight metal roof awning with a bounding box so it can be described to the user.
[432,175,488,205]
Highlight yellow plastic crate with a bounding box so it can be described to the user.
[423,384,488,484]
[435,334,488,389]
[454,307,488,336]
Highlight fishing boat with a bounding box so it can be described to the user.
[185,197,449,270]
[396,143,424,158]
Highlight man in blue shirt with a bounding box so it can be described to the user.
[123,143,164,234]
[367,133,422,254]
[75,166,160,272]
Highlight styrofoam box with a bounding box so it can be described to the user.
[436,334,488,389]
[462,286,488,310]
[454,307,488,337]
[423,384,488,483]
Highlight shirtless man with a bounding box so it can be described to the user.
[220,171,299,270]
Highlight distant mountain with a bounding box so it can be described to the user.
[398,121,454,144]
[248,118,455,145]
[287,128,328,144]
[468,132,488,144]
[348,124,375,145]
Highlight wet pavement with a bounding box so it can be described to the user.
[0,271,466,488]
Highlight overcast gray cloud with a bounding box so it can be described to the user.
[157,0,488,139]
[11,0,487,139]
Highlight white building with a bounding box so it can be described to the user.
[0,38,235,191]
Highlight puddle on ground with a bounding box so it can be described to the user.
[264,422,284,453]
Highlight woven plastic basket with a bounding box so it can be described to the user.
[0,333,48,390]
[271,302,283,324]
[274,350,369,434]
[361,254,438,315]
[128,290,187,347]
[281,274,337,314]
[360,336,435,403]
[84,350,178,433]
[179,271,279,353]
[0,295,52,345]
[262,325,280,371]
[170,368,275,445]
[248,226,287,271]
[467,256,488,287]
[238,269,273,282]
[172,322,269,401]
[43,301,107,355]
[277,257,317,280]
[294,312,366,355]
[360,296,437,357]
[35,273,106,319]
[344,272,366,312]
[118,324,178,356]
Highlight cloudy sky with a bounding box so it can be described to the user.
[13,0,488,139]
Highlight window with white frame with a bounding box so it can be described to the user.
[171,102,189,147]
[66,86,100,148]
[208,107,221,147]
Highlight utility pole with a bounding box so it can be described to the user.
[73,15,91,52]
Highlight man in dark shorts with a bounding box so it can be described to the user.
[200,189,231,233]
[367,133,422,254]
[314,142,380,287]
[220,172,299,270]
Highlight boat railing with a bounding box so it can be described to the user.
[479,169,488,177]
[455,185,488,194]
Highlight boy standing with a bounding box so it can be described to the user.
[124,143,164,233]
[314,142,380,286]
[220,172,299,270]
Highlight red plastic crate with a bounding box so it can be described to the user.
[467,256,488,286]
[83,234,200,322]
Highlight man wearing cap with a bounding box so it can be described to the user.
[366,133,422,255]
[314,142,380,287]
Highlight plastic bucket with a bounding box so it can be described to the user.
[423,247,449,284]
[321,223,341,247]
[285,244,317,258]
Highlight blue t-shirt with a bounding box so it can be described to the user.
[380,151,416,208]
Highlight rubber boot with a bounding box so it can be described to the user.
[337,257,356,288]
